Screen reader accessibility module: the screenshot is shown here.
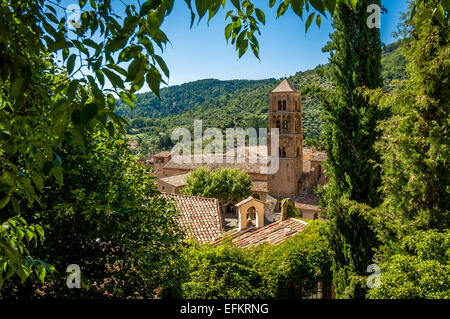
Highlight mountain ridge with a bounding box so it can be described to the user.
[116,40,407,154]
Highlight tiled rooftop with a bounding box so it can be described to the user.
[211,218,307,248]
[160,193,223,244]
[271,79,297,93]
[159,173,189,188]
[163,154,271,175]
[154,151,172,158]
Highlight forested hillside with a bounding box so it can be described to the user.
[116,40,406,154]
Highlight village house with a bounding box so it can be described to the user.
[160,193,223,244]
[146,79,327,223]
[211,197,308,248]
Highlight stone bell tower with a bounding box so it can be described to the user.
[268,79,303,197]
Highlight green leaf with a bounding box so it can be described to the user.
[103,68,124,89]
[324,0,336,14]
[305,12,315,33]
[291,0,304,18]
[67,80,79,101]
[195,0,208,20]
[52,166,63,186]
[238,39,248,58]
[140,0,161,17]
[310,0,326,15]
[10,78,24,100]
[316,14,322,28]
[0,196,10,209]
[67,54,76,75]
[154,55,169,78]
[147,66,162,97]
[31,172,44,192]
[277,2,289,18]
[433,4,445,26]
[37,264,46,284]
[255,8,265,25]
[80,103,98,125]
[120,91,134,107]
[225,23,233,41]
[230,0,241,10]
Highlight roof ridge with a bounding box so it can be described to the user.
[271,78,297,93]
[161,192,218,203]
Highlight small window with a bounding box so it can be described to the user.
[283,100,286,111]
[278,100,282,110]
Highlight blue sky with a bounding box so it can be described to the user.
[159,1,410,86]
[57,1,410,90]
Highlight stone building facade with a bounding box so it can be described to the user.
[268,79,303,197]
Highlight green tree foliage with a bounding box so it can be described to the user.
[176,220,331,299]
[373,0,450,243]
[368,230,450,299]
[310,0,384,299]
[182,167,252,210]
[0,0,178,290]
[280,198,302,218]
[179,240,266,298]
[3,131,183,298]
[326,200,379,298]
[255,220,332,298]
[1,0,448,297]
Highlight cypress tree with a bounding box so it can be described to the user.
[314,0,384,298]
[375,0,449,243]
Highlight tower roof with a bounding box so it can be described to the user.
[271,78,297,93]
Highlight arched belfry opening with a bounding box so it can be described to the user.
[235,197,265,231]
[246,206,257,227]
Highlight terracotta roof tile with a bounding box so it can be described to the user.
[160,193,223,244]
[271,79,297,93]
[159,173,189,187]
[211,218,307,248]
[163,154,271,174]
[155,151,172,158]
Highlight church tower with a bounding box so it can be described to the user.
[268,79,303,197]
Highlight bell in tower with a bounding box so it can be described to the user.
[268,79,303,197]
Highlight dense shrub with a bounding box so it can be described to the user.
[175,221,332,299]
[368,230,450,299]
